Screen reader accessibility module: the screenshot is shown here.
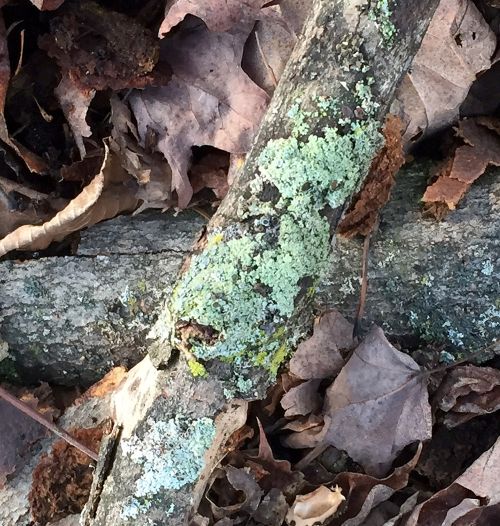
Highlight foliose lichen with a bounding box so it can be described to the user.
[120,415,215,520]
[368,0,397,45]
[166,90,382,378]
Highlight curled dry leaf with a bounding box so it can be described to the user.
[286,485,345,526]
[253,488,289,526]
[393,0,496,144]
[289,309,353,381]
[403,437,500,525]
[332,443,422,526]
[55,77,95,159]
[0,13,46,173]
[0,147,139,257]
[160,0,270,35]
[338,115,405,238]
[281,379,322,418]
[322,327,432,477]
[130,20,268,208]
[423,117,500,211]
[435,364,500,428]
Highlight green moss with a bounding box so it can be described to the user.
[0,358,20,383]
[165,100,382,379]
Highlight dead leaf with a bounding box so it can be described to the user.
[435,365,500,427]
[403,437,500,525]
[110,95,173,212]
[29,424,108,525]
[210,466,263,519]
[338,115,405,237]
[289,310,352,381]
[29,0,65,9]
[393,0,496,144]
[190,151,230,201]
[242,13,296,94]
[253,488,289,525]
[331,444,422,526]
[246,420,304,498]
[285,485,345,526]
[0,383,58,488]
[0,13,47,173]
[159,0,270,35]
[281,380,322,417]
[423,118,500,210]
[130,20,268,207]
[55,77,95,159]
[0,146,139,256]
[321,327,432,477]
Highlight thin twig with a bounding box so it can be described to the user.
[14,29,25,77]
[294,444,328,471]
[0,385,99,461]
[353,232,371,339]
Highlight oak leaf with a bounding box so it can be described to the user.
[393,0,496,144]
[130,20,268,207]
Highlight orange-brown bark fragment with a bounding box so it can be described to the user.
[338,115,405,238]
[423,117,500,215]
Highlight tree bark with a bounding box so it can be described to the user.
[0,213,204,386]
[84,1,440,525]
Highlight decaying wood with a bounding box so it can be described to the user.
[86,1,440,524]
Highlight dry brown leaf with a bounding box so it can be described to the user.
[130,20,268,207]
[0,146,138,256]
[393,0,496,144]
[423,118,500,210]
[190,151,230,201]
[159,0,269,35]
[0,13,47,173]
[289,309,352,381]
[55,77,95,159]
[281,380,321,418]
[321,327,432,477]
[338,115,405,237]
[110,95,173,212]
[435,365,500,428]
[29,0,65,10]
[331,444,422,526]
[29,424,107,524]
[402,437,500,525]
[285,485,345,526]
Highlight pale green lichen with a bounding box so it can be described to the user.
[120,415,216,520]
[168,99,382,377]
[369,0,397,45]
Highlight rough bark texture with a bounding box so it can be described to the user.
[319,163,500,357]
[1,163,498,388]
[85,2,440,525]
[0,213,204,385]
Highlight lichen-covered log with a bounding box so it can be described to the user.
[150,0,441,387]
[319,163,500,357]
[87,2,441,525]
[0,213,204,385]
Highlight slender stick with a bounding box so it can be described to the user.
[353,232,371,339]
[0,385,99,461]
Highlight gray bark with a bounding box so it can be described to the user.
[0,212,204,386]
[2,163,497,387]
